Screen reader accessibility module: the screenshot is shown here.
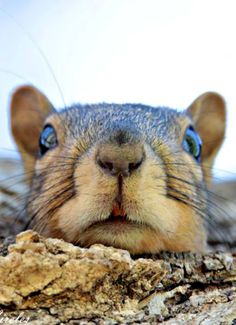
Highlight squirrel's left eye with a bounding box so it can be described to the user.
[182,126,202,162]
[39,125,58,155]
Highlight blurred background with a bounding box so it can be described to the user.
[0,0,236,179]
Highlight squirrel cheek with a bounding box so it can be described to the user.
[54,161,118,242]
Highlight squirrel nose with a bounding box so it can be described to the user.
[96,144,144,177]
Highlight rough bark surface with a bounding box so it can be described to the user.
[0,230,235,324]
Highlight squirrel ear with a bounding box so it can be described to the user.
[187,92,226,182]
[10,85,54,176]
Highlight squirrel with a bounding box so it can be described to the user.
[10,85,226,254]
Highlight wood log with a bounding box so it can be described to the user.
[0,230,235,324]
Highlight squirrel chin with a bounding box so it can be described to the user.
[76,222,206,254]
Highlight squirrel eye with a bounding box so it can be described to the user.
[182,126,202,162]
[39,125,58,155]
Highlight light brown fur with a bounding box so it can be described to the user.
[10,86,226,254]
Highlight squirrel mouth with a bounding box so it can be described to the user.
[84,196,158,235]
[107,201,128,222]
[100,202,130,224]
[105,213,128,223]
[87,202,134,229]
[102,176,130,223]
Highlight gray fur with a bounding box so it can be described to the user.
[55,103,185,152]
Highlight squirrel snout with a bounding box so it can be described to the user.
[96,143,144,177]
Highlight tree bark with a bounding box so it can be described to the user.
[0,230,235,324]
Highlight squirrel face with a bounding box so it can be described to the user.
[10,86,226,254]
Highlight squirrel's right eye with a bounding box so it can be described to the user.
[39,125,58,155]
[182,126,202,162]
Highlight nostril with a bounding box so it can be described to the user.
[128,158,143,172]
[104,161,113,171]
[96,147,144,176]
[97,159,113,171]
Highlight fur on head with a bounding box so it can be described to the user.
[10,85,226,254]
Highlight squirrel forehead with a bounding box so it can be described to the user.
[46,103,188,144]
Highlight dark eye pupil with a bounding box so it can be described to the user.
[183,126,202,161]
[39,125,57,155]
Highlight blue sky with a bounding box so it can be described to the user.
[0,0,236,179]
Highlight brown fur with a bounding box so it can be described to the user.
[187,92,226,183]
[10,86,226,254]
[10,85,54,181]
